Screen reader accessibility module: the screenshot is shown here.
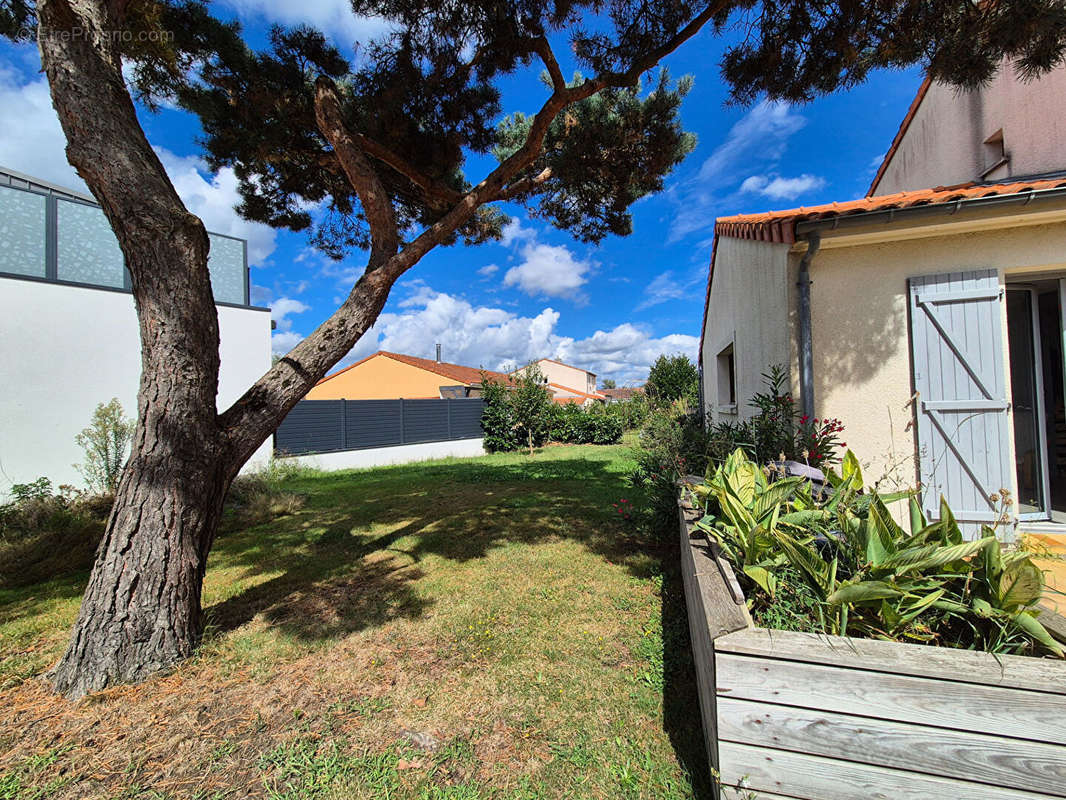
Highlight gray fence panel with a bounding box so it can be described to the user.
[402,399,452,444]
[275,398,485,456]
[345,399,403,449]
[449,399,486,439]
[275,400,345,455]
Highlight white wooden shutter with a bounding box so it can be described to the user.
[909,270,1011,535]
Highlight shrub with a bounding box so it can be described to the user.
[645,354,699,408]
[481,369,621,453]
[0,478,110,587]
[74,398,134,494]
[691,448,1063,657]
[224,459,309,528]
[480,374,520,453]
[546,404,623,445]
[708,366,844,470]
[605,393,649,430]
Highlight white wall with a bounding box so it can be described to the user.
[702,237,793,422]
[0,278,272,496]
[280,437,486,472]
[875,63,1066,195]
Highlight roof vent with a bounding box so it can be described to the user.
[436,343,442,363]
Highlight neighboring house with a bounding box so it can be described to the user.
[0,166,272,495]
[602,386,644,403]
[307,350,510,400]
[511,358,606,406]
[700,68,1066,532]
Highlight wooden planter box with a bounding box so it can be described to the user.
[677,489,1066,800]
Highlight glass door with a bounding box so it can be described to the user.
[1006,288,1051,518]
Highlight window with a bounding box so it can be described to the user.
[716,344,736,411]
[981,129,1009,178]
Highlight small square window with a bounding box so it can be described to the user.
[717,344,736,407]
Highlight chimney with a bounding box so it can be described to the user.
[435,343,442,363]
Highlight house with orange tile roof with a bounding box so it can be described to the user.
[700,65,1066,536]
[511,358,607,406]
[307,350,510,400]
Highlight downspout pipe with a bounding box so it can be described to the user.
[797,232,821,420]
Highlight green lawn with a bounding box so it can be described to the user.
[0,444,710,799]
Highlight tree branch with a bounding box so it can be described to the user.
[497,167,554,201]
[353,132,464,209]
[532,36,565,91]
[313,76,399,267]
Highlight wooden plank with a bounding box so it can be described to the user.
[716,698,1066,796]
[718,741,1063,800]
[716,653,1066,743]
[715,627,1066,695]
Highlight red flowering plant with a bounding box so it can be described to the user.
[611,497,634,522]
[794,415,845,469]
[724,366,847,470]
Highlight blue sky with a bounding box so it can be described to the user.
[0,1,923,385]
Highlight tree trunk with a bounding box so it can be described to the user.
[49,446,230,698]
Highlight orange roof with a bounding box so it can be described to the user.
[714,177,1066,245]
[867,76,932,197]
[316,350,510,387]
[548,382,607,401]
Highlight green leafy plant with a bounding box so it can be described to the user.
[645,354,699,408]
[73,398,134,494]
[693,449,1063,657]
[709,366,845,470]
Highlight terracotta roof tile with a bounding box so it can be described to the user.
[714,177,1066,245]
[548,382,606,401]
[316,351,510,387]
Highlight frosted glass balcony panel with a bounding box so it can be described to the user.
[57,199,125,288]
[0,186,47,277]
[207,233,246,305]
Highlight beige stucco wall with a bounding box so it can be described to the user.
[534,359,596,394]
[876,63,1066,195]
[702,237,793,422]
[808,220,1066,492]
[306,354,446,399]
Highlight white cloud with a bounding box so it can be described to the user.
[0,69,84,191]
[503,242,594,302]
[635,269,705,311]
[337,285,698,384]
[218,0,393,48]
[271,297,310,331]
[154,149,278,267]
[740,173,826,201]
[500,218,536,247]
[667,101,809,241]
[478,264,499,277]
[0,66,278,267]
[271,330,305,356]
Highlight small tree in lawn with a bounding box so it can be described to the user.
[646,355,699,408]
[10,0,1066,698]
[74,399,134,495]
[510,365,553,456]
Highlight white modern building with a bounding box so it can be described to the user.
[0,167,273,496]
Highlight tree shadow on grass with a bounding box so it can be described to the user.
[203,451,654,644]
